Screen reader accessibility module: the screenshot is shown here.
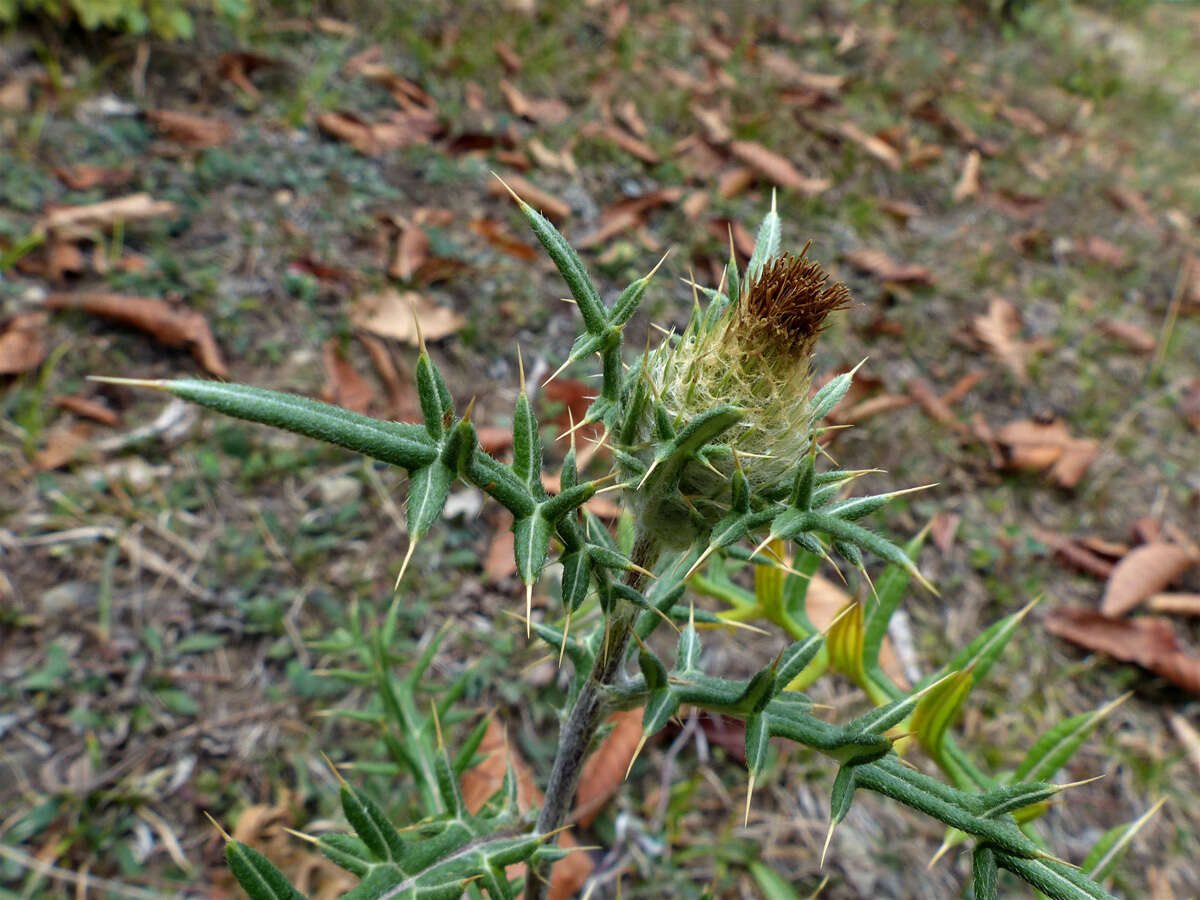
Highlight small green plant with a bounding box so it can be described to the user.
[100,192,1146,899]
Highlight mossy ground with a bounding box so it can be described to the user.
[1,2,1198,897]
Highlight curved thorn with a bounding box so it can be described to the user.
[86,375,168,389]
[203,811,233,842]
[525,582,534,638]
[395,539,418,590]
[517,345,526,394]
[744,773,756,826]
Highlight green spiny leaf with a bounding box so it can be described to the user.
[512,390,542,494]
[407,461,455,541]
[341,783,405,862]
[317,833,373,878]
[912,669,973,762]
[830,764,856,826]
[226,840,307,900]
[973,845,999,900]
[1013,694,1126,784]
[746,192,781,282]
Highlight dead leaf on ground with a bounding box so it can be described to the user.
[577,187,683,248]
[315,16,356,36]
[358,333,418,421]
[880,199,922,222]
[460,719,593,900]
[1044,608,1200,695]
[351,289,464,346]
[469,218,539,261]
[839,121,901,171]
[526,138,577,175]
[907,378,967,435]
[53,164,132,191]
[580,121,659,165]
[969,297,1034,383]
[498,80,569,124]
[389,221,430,281]
[717,166,756,200]
[997,103,1048,136]
[316,110,436,156]
[984,189,1047,220]
[1098,319,1155,354]
[835,393,913,425]
[707,218,756,261]
[35,422,92,471]
[758,51,846,94]
[1074,235,1127,268]
[216,52,273,97]
[728,140,830,195]
[993,418,1099,488]
[1033,527,1116,579]
[146,109,234,149]
[16,238,86,281]
[952,149,981,201]
[487,173,570,221]
[575,709,644,827]
[1147,594,1200,617]
[614,97,647,139]
[493,40,522,73]
[1100,542,1198,618]
[0,73,32,112]
[0,312,48,374]
[53,394,118,426]
[45,292,226,377]
[1178,253,1200,315]
[320,340,376,415]
[39,193,177,239]
[844,248,933,284]
[1180,379,1200,431]
[930,512,960,554]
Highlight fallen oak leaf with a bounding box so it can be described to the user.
[580,121,659,165]
[469,218,539,261]
[1100,542,1198,618]
[320,339,376,415]
[844,248,933,284]
[1045,608,1200,695]
[146,109,234,149]
[993,418,1098,487]
[1032,527,1116,580]
[486,174,570,221]
[350,289,464,346]
[729,140,830,195]
[388,220,430,281]
[0,311,47,374]
[576,187,683,249]
[45,292,226,377]
[53,394,118,426]
[38,193,177,239]
[969,297,1034,383]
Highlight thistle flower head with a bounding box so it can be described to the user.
[645,242,852,499]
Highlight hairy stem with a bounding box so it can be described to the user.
[527,532,661,900]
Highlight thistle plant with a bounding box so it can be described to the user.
[98,192,1146,900]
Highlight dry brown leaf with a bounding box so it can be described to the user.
[0,312,48,374]
[907,378,967,435]
[0,74,32,113]
[717,166,756,200]
[1168,713,1200,782]
[18,239,87,282]
[1181,379,1200,431]
[460,719,593,900]
[53,394,118,426]
[484,527,516,583]
[526,138,577,175]
[389,221,430,281]
[351,289,464,346]
[580,121,659,164]
[576,187,683,249]
[1044,608,1200,695]
[690,104,732,144]
[839,121,902,171]
[39,193,177,238]
[493,40,523,73]
[614,97,647,139]
[681,189,709,220]
[729,140,829,195]
[707,218,756,261]
[880,199,922,221]
[941,371,986,405]
[970,297,1029,382]
[758,52,845,93]
[1075,235,1127,268]
[316,110,436,156]
[53,164,132,191]
[487,173,570,221]
[952,149,981,201]
[836,393,913,425]
[320,340,376,415]
[993,419,1098,487]
[359,333,418,421]
[469,218,539,261]
[45,292,226,377]
[35,421,92,471]
[498,80,569,124]
[315,16,356,36]
[1147,593,1200,617]
[216,52,273,97]
[146,109,234,149]
[997,103,1048,136]
[1033,527,1116,579]
[844,248,933,284]
[930,512,960,555]
[1100,542,1198,618]
[575,709,644,827]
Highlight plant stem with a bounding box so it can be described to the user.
[527,532,661,900]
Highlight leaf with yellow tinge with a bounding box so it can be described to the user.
[911,669,973,763]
